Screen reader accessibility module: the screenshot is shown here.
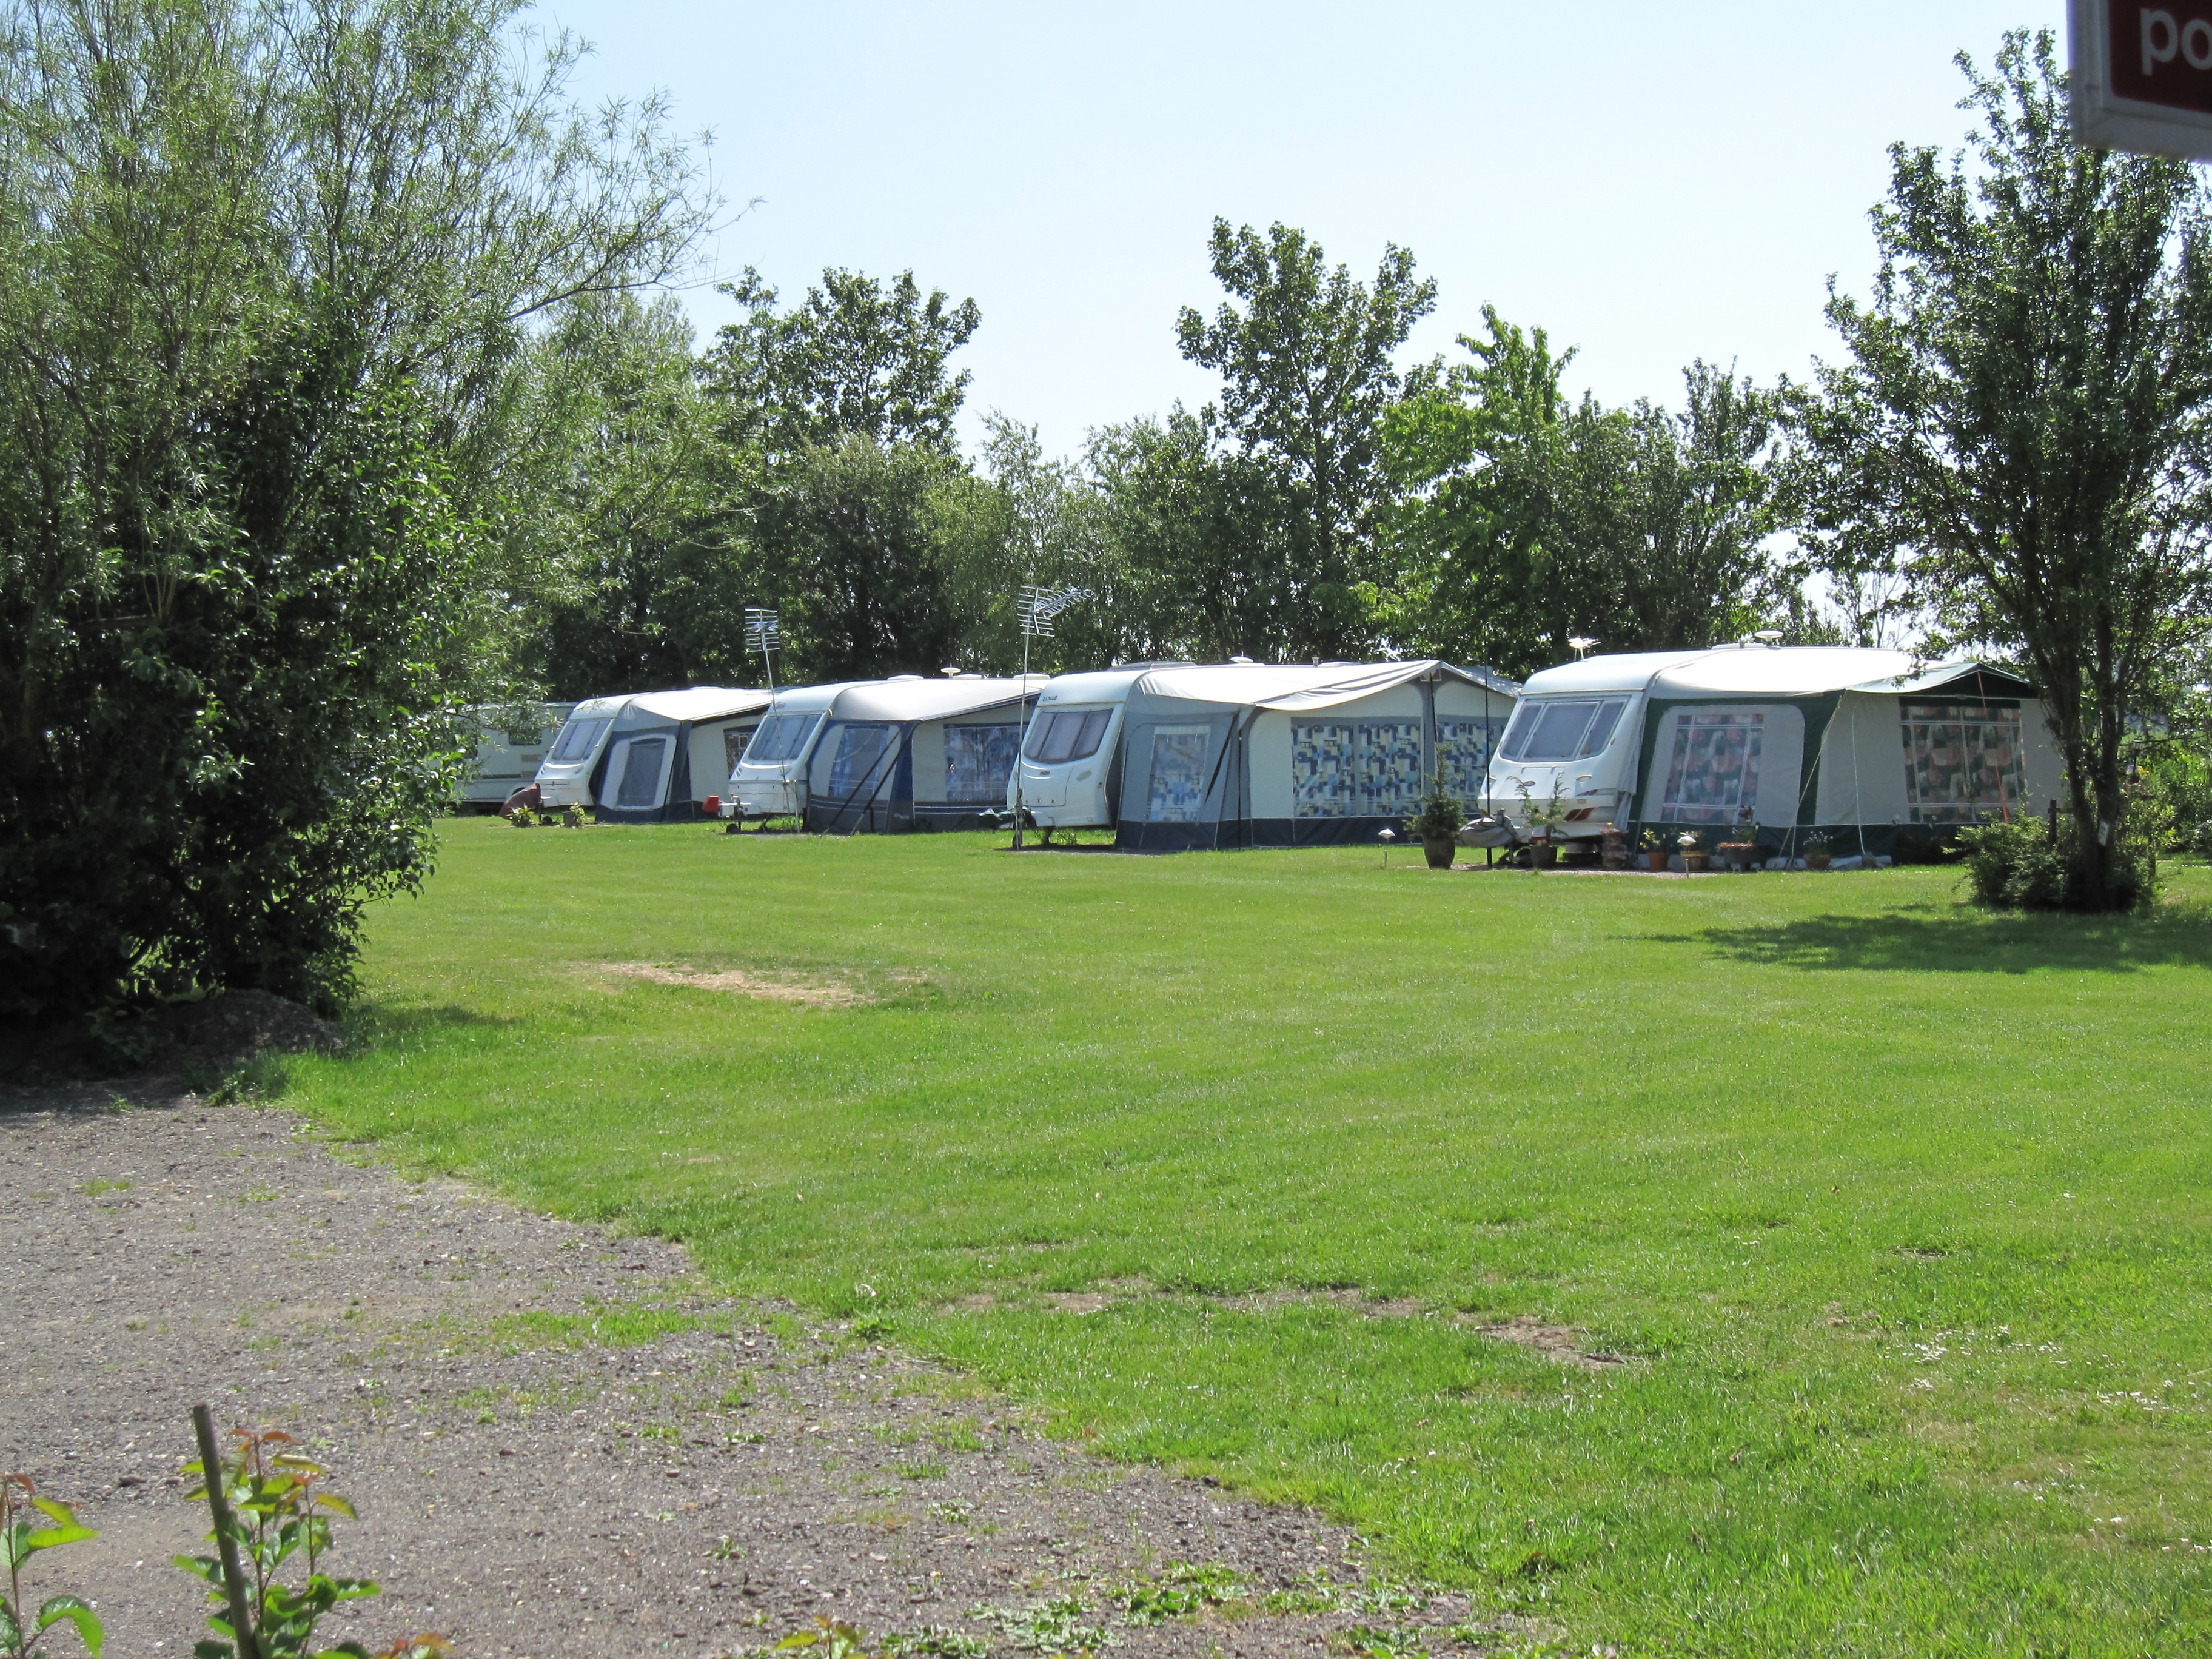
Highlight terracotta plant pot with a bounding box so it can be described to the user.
[1644,848,1670,871]
[1717,841,1758,871]
[1805,850,1833,871]
[1681,851,1711,873]
[1423,835,1456,870]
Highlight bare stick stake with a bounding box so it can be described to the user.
[190,1404,262,1659]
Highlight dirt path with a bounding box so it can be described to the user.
[1,1087,1521,1658]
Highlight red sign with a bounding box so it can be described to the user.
[2109,2,2212,111]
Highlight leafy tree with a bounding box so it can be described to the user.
[512,293,743,697]
[1797,30,2212,909]
[1177,220,1436,659]
[756,437,971,683]
[0,0,709,1027]
[1383,309,1786,677]
[705,266,980,456]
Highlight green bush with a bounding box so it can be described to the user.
[1957,818,2148,911]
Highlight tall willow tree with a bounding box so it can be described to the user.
[1800,30,2212,910]
[0,0,711,1027]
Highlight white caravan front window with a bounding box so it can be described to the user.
[548,716,608,764]
[722,723,757,774]
[743,713,819,765]
[1024,708,1112,763]
[1578,700,1627,756]
[611,736,670,808]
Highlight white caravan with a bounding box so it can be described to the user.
[453,702,573,811]
[723,682,874,822]
[535,695,632,810]
[1006,665,1187,832]
[1487,644,2063,858]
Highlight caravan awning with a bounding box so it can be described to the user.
[1133,659,1519,712]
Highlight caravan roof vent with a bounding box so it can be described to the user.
[889,674,923,682]
[1230,655,1256,665]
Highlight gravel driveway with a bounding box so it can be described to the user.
[2,1085,1525,1658]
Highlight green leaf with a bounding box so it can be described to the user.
[36,1593,105,1658]
[309,1646,372,1658]
[24,1497,97,1550]
[312,1493,357,1520]
[173,1553,226,1587]
[2,1598,22,1650]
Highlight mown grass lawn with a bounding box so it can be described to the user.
[290,818,2212,1655]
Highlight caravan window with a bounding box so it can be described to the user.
[1291,721,1423,818]
[1512,700,1600,760]
[1658,710,1765,823]
[945,723,1021,802]
[548,717,608,764]
[1901,702,2026,824]
[1436,717,1502,800]
[1145,729,1210,822]
[828,723,895,797]
[612,737,669,808]
[1024,708,1112,764]
[722,723,757,775]
[1578,700,1627,756]
[743,713,819,765]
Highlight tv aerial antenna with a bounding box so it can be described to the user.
[745,608,781,699]
[1010,584,1089,849]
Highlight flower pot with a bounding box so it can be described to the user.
[1717,841,1758,871]
[1805,850,1832,871]
[1681,851,1711,873]
[1644,848,1670,872]
[1531,842,1558,869]
[1422,835,1456,870]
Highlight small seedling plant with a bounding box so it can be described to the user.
[178,1428,380,1659]
[0,1475,101,1659]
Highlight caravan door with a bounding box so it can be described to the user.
[602,731,676,814]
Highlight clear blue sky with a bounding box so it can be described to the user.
[540,1,2068,460]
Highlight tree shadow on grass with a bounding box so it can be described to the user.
[1675,902,2212,975]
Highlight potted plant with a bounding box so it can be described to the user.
[1600,823,1629,870]
[1515,778,1569,870]
[1804,831,1833,871]
[1640,828,1670,872]
[1716,811,1760,872]
[1404,774,1465,870]
[1678,829,1710,873]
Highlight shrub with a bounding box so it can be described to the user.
[1403,773,1464,842]
[1959,818,2148,911]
